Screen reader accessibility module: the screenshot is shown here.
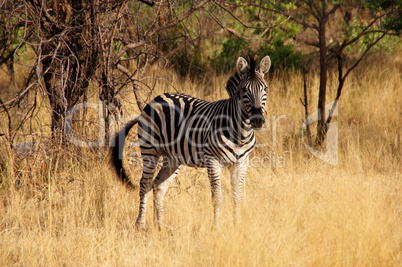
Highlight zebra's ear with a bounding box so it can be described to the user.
[259,56,271,75]
[236,57,249,74]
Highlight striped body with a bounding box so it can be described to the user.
[113,55,271,229]
[138,93,255,167]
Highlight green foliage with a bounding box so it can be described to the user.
[341,1,401,55]
[358,0,398,11]
[211,36,302,74]
[110,0,402,77]
[259,39,302,72]
[355,0,402,34]
[382,5,402,34]
[209,1,302,74]
[211,38,249,74]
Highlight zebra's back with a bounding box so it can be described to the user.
[138,92,228,167]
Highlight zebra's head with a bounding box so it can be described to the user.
[236,55,271,129]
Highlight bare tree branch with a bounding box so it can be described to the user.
[303,0,321,21]
[112,41,146,65]
[341,10,397,48]
[0,82,37,108]
[0,97,13,147]
[326,31,389,126]
[215,1,269,30]
[117,63,145,111]
[146,0,211,37]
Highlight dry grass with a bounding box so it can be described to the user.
[0,53,400,266]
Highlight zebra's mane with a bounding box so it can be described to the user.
[246,54,256,80]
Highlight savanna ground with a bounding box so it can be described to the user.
[0,52,400,266]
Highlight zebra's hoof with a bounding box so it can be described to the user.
[135,222,146,231]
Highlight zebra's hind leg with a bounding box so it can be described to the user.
[206,158,223,230]
[136,154,160,230]
[153,157,181,229]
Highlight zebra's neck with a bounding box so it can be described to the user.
[225,72,242,98]
[226,93,254,145]
[226,71,254,135]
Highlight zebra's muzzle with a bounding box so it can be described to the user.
[249,107,265,129]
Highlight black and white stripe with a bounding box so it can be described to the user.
[113,55,271,229]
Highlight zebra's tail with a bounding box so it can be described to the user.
[112,117,139,189]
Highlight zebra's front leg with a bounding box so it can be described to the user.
[231,157,248,225]
[136,155,159,230]
[153,158,181,229]
[206,158,223,230]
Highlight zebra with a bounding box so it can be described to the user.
[112,55,271,230]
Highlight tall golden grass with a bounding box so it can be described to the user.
[0,53,400,266]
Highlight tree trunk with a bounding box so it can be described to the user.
[302,64,311,143]
[42,53,66,141]
[316,8,328,147]
[100,73,113,146]
[38,0,102,141]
